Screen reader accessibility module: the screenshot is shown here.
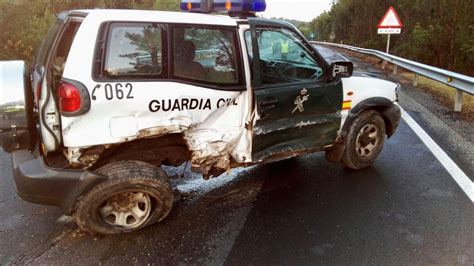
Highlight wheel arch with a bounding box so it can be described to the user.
[326,97,401,164]
[64,133,190,214]
[88,133,192,171]
[342,97,400,139]
[74,160,173,234]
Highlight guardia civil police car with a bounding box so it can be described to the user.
[0,0,401,234]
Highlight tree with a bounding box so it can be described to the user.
[0,0,180,63]
[308,0,474,75]
[154,0,179,11]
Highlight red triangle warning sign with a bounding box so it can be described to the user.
[378,6,403,28]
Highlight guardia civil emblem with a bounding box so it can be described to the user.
[292,88,309,114]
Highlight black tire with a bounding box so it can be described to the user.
[74,161,173,235]
[341,110,386,169]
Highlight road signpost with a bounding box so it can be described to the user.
[377,6,402,68]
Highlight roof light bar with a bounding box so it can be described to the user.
[213,0,266,12]
[180,0,211,13]
[180,0,266,13]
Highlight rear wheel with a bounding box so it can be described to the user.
[74,161,173,235]
[342,110,386,169]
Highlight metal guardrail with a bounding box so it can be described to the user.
[312,41,474,112]
[195,48,220,60]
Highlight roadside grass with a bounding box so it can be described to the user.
[397,72,474,121]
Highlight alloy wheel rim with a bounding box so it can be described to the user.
[99,192,152,228]
[355,124,379,158]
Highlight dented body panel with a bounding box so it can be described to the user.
[59,13,254,174]
[60,81,252,172]
[251,79,343,162]
[248,19,344,162]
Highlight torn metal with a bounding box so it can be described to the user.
[61,84,252,176]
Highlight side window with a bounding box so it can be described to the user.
[104,23,164,78]
[36,19,62,68]
[172,26,240,86]
[244,30,253,59]
[246,27,323,85]
[53,21,81,76]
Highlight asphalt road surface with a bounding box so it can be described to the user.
[1,47,473,265]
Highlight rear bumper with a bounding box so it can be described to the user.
[12,150,106,214]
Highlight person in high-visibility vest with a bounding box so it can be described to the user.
[271,39,277,55]
[280,40,289,60]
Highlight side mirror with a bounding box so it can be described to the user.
[330,61,353,79]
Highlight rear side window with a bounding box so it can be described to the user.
[172,26,241,86]
[36,19,63,67]
[104,23,165,78]
[53,20,81,75]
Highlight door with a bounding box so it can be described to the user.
[36,15,83,152]
[247,19,343,162]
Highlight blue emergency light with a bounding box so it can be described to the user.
[180,0,266,13]
[213,0,266,12]
[180,0,208,12]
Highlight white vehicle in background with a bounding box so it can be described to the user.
[0,0,400,234]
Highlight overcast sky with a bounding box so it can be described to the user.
[260,0,333,22]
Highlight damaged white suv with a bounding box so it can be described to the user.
[0,4,400,234]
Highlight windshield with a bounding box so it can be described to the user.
[258,28,317,66]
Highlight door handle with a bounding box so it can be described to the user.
[260,97,278,109]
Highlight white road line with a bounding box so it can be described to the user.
[401,107,474,202]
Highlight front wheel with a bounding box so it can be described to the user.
[74,161,173,235]
[341,110,386,169]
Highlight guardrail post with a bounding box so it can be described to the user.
[393,65,398,74]
[454,90,463,112]
[413,74,419,86]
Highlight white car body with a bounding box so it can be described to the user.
[340,76,399,127]
[35,9,399,173]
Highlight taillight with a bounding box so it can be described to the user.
[58,82,81,112]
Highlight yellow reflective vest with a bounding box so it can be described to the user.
[281,41,289,53]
